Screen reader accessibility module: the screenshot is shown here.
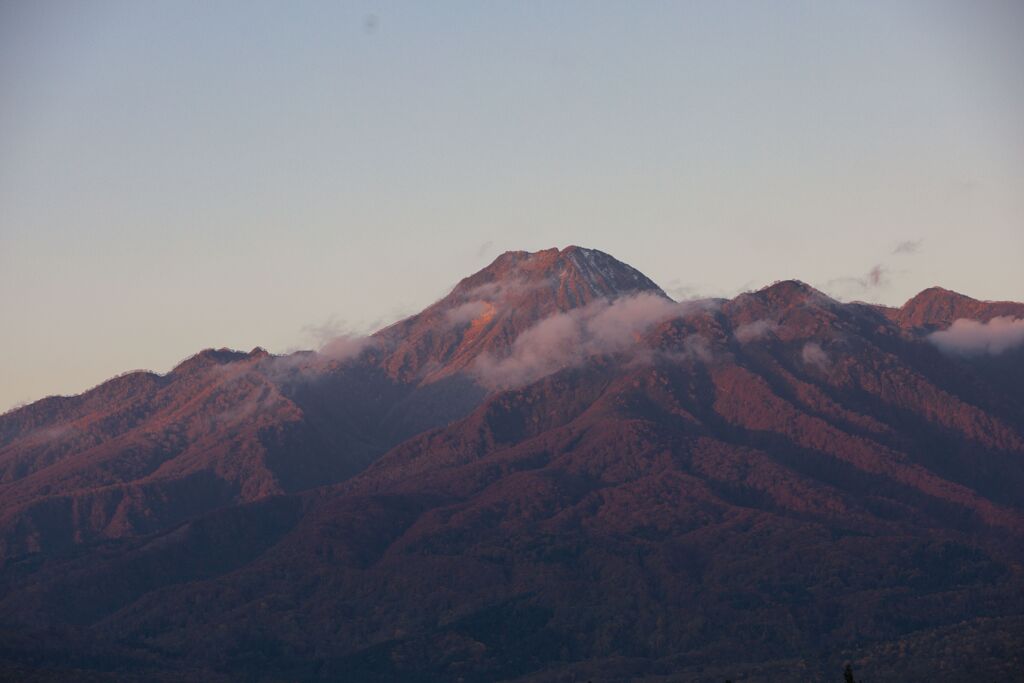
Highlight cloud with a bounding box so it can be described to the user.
[664,278,756,302]
[446,300,491,325]
[261,333,375,384]
[928,317,1024,357]
[456,277,541,304]
[319,334,375,361]
[20,423,79,444]
[664,278,699,301]
[801,342,830,371]
[302,316,355,347]
[474,313,580,388]
[734,319,778,343]
[866,265,886,287]
[472,293,692,388]
[825,265,893,301]
[893,240,922,255]
[476,240,494,258]
[585,294,684,348]
[298,315,376,361]
[212,391,285,427]
[681,335,713,363]
[829,265,890,291]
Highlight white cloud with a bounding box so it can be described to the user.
[801,342,830,371]
[319,334,375,360]
[472,293,692,389]
[928,317,1024,356]
[734,319,778,343]
[446,300,491,325]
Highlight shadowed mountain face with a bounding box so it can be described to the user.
[1,247,1023,681]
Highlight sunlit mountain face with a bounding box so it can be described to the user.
[2,247,1023,681]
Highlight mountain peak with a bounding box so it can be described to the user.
[752,279,832,307]
[902,286,975,309]
[374,247,665,381]
[171,348,250,375]
[894,287,1024,329]
[5,250,1024,683]
[450,246,665,305]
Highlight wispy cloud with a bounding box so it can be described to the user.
[472,293,695,388]
[866,265,887,287]
[664,278,699,301]
[445,300,491,325]
[476,240,494,259]
[826,264,892,300]
[302,316,355,348]
[212,390,288,428]
[893,239,922,255]
[734,319,779,343]
[319,335,375,360]
[298,315,377,360]
[460,277,543,302]
[681,335,713,363]
[928,317,1024,356]
[265,316,377,382]
[801,342,830,371]
[664,278,757,302]
[831,265,890,290]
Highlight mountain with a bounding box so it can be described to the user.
[888,286,1024,329]
[370,246,666,382]
[1,247,1023,681]
[0,247,658,559]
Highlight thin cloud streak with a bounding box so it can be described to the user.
[893,240,922,255]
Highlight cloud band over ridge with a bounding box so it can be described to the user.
[928,317,1024,356]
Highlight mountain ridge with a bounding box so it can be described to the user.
[1,247,1023,681]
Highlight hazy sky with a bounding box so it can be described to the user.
[1,1,1022,410]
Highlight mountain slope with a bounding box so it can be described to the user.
[370,246,666,382]
[0,247,660,559]
[0,349,407,557]
[1,256,1023,681]
[885,286,1024,329]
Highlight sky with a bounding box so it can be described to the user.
[1,0,1022,411]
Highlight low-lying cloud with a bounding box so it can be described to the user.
[472,293,699,388]
[446,300,491,325]
[319,334,375,361]
[801,342,830,371]
[261,333,376,384]
[302,316,351,348]
[734,319,778,343]
[928,317,1024,357]
[298,315,377,362]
